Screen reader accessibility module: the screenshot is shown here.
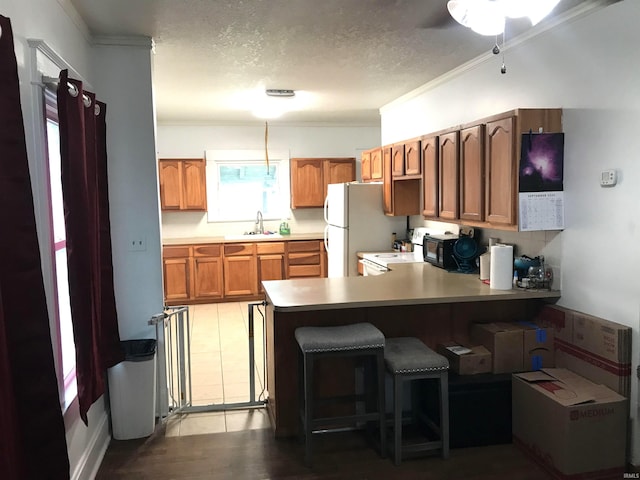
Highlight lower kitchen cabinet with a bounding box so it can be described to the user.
[192,244,224,300]
[257,242,286,293]
[224,243,258,297]
[163,246,191,302]
[163,239,327,304]
[287,240,324,278]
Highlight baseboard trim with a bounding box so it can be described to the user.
[71,411,111,480]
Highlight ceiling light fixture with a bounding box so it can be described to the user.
[447,0,561,36]
[265,89,295,97]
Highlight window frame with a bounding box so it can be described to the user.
[42,88,77,412]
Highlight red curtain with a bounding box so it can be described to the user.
[57,71,124,424]
[0,15,70,479]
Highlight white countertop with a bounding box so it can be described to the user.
[262,262,560,312]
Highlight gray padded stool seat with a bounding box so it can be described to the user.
[295,323,386,466]
[385,337,449,465]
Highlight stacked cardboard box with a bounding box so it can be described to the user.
[436,343,492,375]
[470,321,554,374]
[512,368,627,479]
[536,305,631,396]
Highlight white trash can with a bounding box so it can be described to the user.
[108,339,157,440]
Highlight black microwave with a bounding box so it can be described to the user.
[422,234,459,270]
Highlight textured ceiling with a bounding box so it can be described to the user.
[69,0,594,125]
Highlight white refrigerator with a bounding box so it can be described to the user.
[324,182,406,277]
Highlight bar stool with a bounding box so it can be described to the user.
[295,322,386,466]
[384,337,449,465]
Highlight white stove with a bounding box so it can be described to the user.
[360,228,429,275]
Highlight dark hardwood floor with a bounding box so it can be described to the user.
[96,416,553,480]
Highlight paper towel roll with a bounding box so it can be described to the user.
[490,245,513,290]
[479,253,491,280]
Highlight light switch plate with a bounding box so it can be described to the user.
[600,169,617,186]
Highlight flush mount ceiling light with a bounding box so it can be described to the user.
[447,0,561,36]
[265,89,295,97]
[251,89,300,119]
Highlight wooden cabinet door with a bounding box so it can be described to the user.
[193,256,223,299]
[163,257,190,302]
[421,135,438,217]
[323,158,355,198]
[391,144,405,177]
[404,140,421,176]
[290,158,324,208]
[370,148,383,181]
[485,117,516,225]
[361,151,372,182]
[224,256,258,296]
[257,242,286,292]
[459,125,485,222]
[258,254,285,292]
[439,131,460,220]
[159,159,206,211]
[382,146,393,215]
[159,160,182,210]
[182,159,207,210]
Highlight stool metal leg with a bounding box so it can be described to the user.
[303,352,314,466]
[440,371,449,459]
[376,350,386,458]
[393,374,403,466]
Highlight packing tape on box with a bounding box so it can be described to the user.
[519,320,547,343]
[530,355,543,371]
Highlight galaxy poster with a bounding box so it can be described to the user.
[519,133,564,193]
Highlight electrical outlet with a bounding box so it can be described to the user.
[129,236,146,252]
[600,169,617,187]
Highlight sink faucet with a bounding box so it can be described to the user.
[255,210,264,234]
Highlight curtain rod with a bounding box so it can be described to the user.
[40,75,93,108]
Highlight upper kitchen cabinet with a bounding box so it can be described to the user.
[391,143,405,177]
[421,134,439,218]
[459,124,485,222]
[484,108,562,228]
[383,144,421,216]
[392,139,421,178]
[290,157,355,208]
[361,148,383,183]
[159,158,207,211]
[438,130,459,220]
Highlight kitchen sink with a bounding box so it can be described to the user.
[224,233,283,240]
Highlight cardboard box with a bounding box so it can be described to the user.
[512,368,627,479]
[536,305,632,397]
[437,343,492,375]
[519,321,554,371]
[470,323,523,374]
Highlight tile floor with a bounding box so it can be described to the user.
[165,301,270,437]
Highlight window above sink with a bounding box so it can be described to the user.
[205,150,290,223]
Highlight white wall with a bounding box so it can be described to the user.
[381,1,640,463]
[92,39,163,342]
[2,1,163,478]
[157,124,381,238]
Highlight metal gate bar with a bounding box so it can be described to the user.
[150,306,192,419]
[151,302,266,418]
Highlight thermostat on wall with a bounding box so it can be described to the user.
[600,169,617,187]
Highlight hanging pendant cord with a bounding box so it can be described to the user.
[264,121,270,171]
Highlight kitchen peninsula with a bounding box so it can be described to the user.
[262,262,560,436]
